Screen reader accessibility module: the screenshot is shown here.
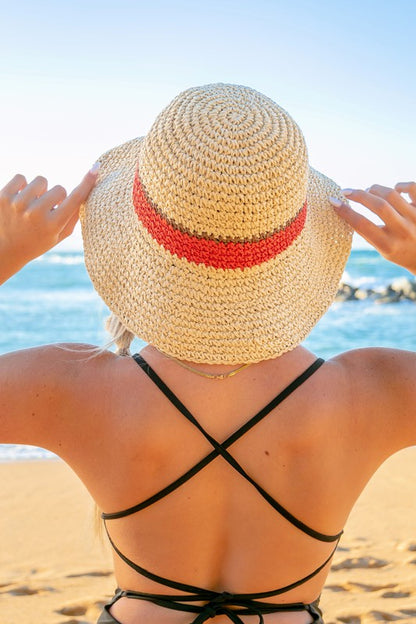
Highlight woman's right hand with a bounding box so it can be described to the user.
[0,167,98,285]
[329,182,416,275]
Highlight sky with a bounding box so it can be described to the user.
[0,0,414,249]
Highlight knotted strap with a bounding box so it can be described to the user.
[104,522,338,623]
[119,589,310,624]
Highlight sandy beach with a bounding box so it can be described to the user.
[1,450,416,624]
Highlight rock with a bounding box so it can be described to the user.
[336,280,416,303]
[374,292,402,304]
[335,283,357,301]
[354,288,370,300]
[370,285,401,304]
[390,277,416,298]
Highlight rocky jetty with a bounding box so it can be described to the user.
[336,277,416,304]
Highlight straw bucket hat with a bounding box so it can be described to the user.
[81,83,352,364]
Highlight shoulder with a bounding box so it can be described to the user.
[328,347,416,453]
[0,342,125,421]
[34,343,130,399]
[6,342,119,385]
[0,343,116,448]
[27,341,119,371]
[329,346,416,390]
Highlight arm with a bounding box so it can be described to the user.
[0,167,100,448]
[329,182,416,453]
[0,343,89,448]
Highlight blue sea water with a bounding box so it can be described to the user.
[1,249,415,461]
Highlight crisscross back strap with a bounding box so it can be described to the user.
[103,354,342,543]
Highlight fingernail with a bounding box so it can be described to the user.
[341,188,353,196]
[89,161,101,175]
[329,196,344,208]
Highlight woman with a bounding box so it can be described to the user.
[1,83,415,624]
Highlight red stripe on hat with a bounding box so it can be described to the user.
[133,171,307,270]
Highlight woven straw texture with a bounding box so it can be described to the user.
[81,84,352,364]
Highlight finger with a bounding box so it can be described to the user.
[50,167,99,228]
[329,198,388,249]
[395,181,416,204]
[0,174,27,198]
[29,184,67,215]
[57,210,80,242]
[14,176,48,210]
[341,188,405,228]
[366,184,415,221]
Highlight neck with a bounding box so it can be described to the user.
[143,346,253,380]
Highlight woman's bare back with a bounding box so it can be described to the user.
[3,341,415,624]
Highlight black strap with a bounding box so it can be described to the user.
[103,354,341,543]
[118,592,313,624]
[102,354,342,617]
[104,523,337,624]
[104,521,339,599]
[107,587,323,624]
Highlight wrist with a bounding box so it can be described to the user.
[0,241,28,285]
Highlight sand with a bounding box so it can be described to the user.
[0,460,114,624]
[1,450,416,624]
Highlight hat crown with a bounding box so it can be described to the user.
[139,84,309,242]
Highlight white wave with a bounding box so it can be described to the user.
[352,256,381,265]
[35,253,84,265]
[0,444,56,462]
[351,276,382,288]
[341,270,386,289]
[357,302,415,317]
[4,289,100,304]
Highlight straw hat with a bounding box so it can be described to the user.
[81,83,352,364]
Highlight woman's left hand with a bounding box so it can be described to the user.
[0,167,99,284]
[329,182,416,275]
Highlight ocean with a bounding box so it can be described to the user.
[1,249,415,461]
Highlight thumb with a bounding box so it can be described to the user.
[53,163,100,228]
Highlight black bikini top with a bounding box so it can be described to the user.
[102,354,343,624]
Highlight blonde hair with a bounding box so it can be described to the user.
[105,313,135,356]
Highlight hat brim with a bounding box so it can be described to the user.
[81,137,352,364]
